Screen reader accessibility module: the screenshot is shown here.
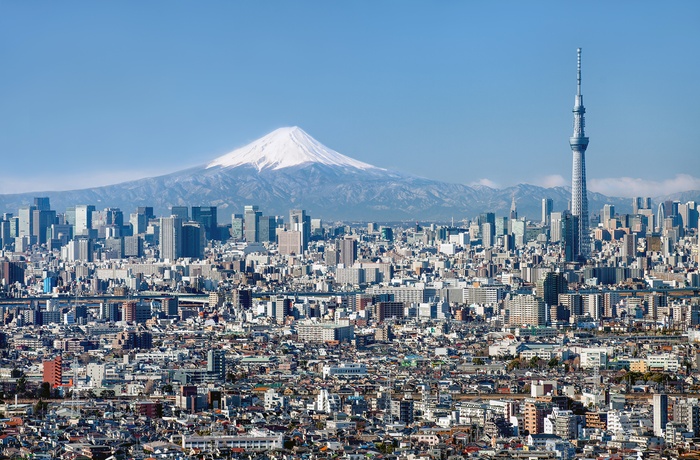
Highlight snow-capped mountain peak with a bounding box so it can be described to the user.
[206,126,379,171]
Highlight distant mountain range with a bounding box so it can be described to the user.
[0,127,697,222]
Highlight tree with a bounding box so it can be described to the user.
[143,380,155,395]
[547,357,560,368]
[16,376,27,397]
[38,382,51,399]
[472,358,485,365]
[529,356,541,369]
[507,359,521,372]
[34,399,48,417]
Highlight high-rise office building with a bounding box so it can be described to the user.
[244,205,260,242]
[621,234,637,261]
[550,212,563,243]
[340,237,357,267]
[124,235,143,257]
[0,218,10,249]
[289,209,311,250]
[511,219,526,247]
[495,216,508,237]
[32,209,55,245]
[560,211,579,263]
[191,206,217,240]
[536,271,568,308]
[270,295,290,324]
[479,212,495,233]
[171,206,189,221]
[159,216,183,261]
[653,393,668,436]
[18,206,36,240]
[678,201,698,231]
[258,215,276,243]
[278,230,303,255]
[207,349,226,381]
[633,197,651,215]
[569,48,590,261]
[231,214,244,240]
[34,197,50,212]
[92,208,123,238]
[136,206,154,219]
[601,204,615,228]
[182,221,205,259]
[541,198,553,226]
[130,212,147,235]
[75,205,95,237]
[481,223,493,248]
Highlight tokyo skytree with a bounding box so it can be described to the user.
[569,48,590,260]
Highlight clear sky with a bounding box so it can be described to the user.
[1,1,698,197]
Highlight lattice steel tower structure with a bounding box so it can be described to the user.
[569,48,590,260]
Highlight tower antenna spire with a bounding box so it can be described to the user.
[577,48,582,96]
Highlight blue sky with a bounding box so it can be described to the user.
[1,1,698,197]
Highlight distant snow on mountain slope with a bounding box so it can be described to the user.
[0,126,697,221]
[206,126,380,172]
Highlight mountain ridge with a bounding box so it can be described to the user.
[0,128,697,221]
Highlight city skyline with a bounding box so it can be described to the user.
[1,2,699,198]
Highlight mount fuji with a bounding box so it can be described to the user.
[0,127,654,221]
[207,126,380,172]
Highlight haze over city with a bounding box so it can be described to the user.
[1,1,699,197]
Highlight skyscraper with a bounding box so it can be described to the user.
[541,198,553,226]
[561,211,579,263]
[191,206,217,240]
[258,215,276,243]
[244,205,260,243]
[207,349,226,381]
[340,236,357,267]
[536,271,568,309]
[230,214,244,240]
[479,212,495,242]
[601,204,614,228]
[481,222,493,248]
[569,48,590,261]
[289,209,311,250]
[33,197,50,212]
[171,206,189,220]
[159,216,183,261]
[633,197,651,215]
[75,205,95,237]
[653,393,668,436]
[621,233,637,261]
[182,221,205,259]
[18,206,36,240]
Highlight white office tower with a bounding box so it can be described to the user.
[653,393,668,436]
